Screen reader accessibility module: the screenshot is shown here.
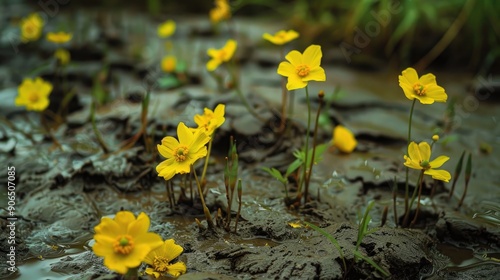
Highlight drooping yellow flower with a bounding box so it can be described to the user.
[331,125,357,153]
[277,45,326,91]
[92,211,163,275]
[193,104,225,136]
[161,56,177,73]
[263,30,299,45]
[210,0,231,24]
[157,20,176,38]
[20,13,44,43]
[54,48,70,65]
[206,39,237,72]
[46,32,72,44]
[157,122,211,181]
[144,239,187,278]
[15,77,53,111]
[398,67,447,104]
[404,141,451,182]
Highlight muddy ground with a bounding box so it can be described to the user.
[1,4,500,280]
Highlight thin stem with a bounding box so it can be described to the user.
[279,47,287,132]
[192,165,215,229]
[404,99,417,223]
[410,170,426,228]
[298,86,311,202]
[403,170,424,227]
[90,102,110,154]
[228,62,265,122]
[305,91,324,203]
[200,137,213,191]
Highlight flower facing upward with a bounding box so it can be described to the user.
[157,122,211,181]
[193,104,225,136]
[331,125,357,153]
[398,67,447,104]
[144,239,187,278]
[54,48,70,65]
[157,20,176,38]
[277,45,326,91]
[46,32,72,44]
[206,39,237,71]
[15,77,53,111]
[210,0,231,23]
[161,56,177,73]
[92,211,163,275]
[404,141,451,182]
[20,13,44,43]
[263,30,299,45]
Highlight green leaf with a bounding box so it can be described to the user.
[285,160,301,177]
[157,75,180,89]
[353,251,390,277]
[304,221,346,272]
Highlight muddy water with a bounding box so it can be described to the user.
[1,3,500,280]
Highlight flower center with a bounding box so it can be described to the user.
[153,256,171,273]
[217,50,227,61]
[28,92,40,103]
[113,235,134,255]
[420,160,430,169]
[413,83,426,96]
[296,65,310,77]
[174,145,189,162]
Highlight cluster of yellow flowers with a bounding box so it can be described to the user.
[92,211,187,277]
[156,104,225,181]
[399,67,451,182]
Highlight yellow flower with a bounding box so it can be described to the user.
[54,48,70,65]
[206,39,237,72]
[432,134,439,141]
[157,122,211,181]
[92,211,163,275]
[263,30,299,45]
[15,77,53,111]
[277,45,326,91]
[404,141,451,182]
[210,0,231,23]
[398,67,447,104]
[331,125,357,153]
[193,104,225,136]
[46,31,72,44]
[144,239,187,278]
[161,56,177,73]
[20,13,44,43]
[157,20,176,38]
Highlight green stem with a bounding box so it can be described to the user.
[192,165,215,229]
[298,86,311,201]
[305,91,323,203]
[404,99,417,223]
[228,62,265,122]
[279,47,287,132]
[410,170,426,227]
[403,170,424,227]
[200,137,213,191]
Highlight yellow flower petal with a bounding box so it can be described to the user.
[163,239,184,260]
[160,137,178,155]
[115,211,136,232]
[332,125,357,153]
[424,169,451,182]
[429,155,449,169]
[94,217,122,237]
[403,155,422,170]
[277,61,295,78]
[419,73,436,85]
[167,262,187,277]
[284,50,302,66]
[425,85,448,102]
[302,67,326,82]
[206,58,220,72]
[157,20,176,38]
[177,122,194,147]
[417,142,431,161]
[262,30,299,45]
[401,67,419,84]
[286,75,307,91]
[303,45,322,68]
[127,212,149,236]
[46,32,72,44]
[407,142,423,163]
[145,267,161,278]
